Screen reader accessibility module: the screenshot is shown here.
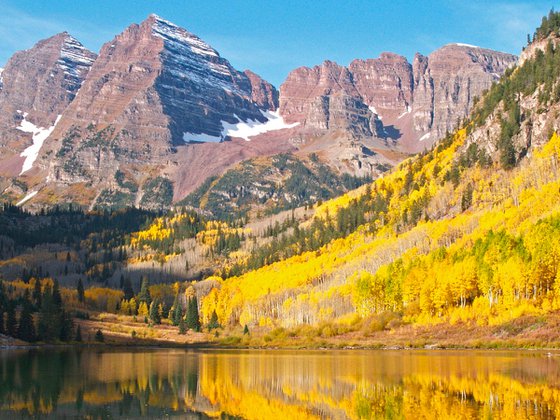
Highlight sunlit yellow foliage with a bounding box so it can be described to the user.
[85,287,123,312]
[138,302,149,317]
[196,220,250,247]
[130,213,190,249]
[199,128,560,329]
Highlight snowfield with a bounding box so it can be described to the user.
[15,190,38,206]
[17,113,61,174]
[183,110,299,143]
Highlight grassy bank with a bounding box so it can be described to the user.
[64,310,560,350]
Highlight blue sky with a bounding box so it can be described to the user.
[0,1,556,87]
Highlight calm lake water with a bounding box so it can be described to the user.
[0,348,559,419]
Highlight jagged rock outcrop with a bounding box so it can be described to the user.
[0,32,96,129]
[244,70,279,110]
[412,44,516,145]
[279,44,517,152]
[464,36,560,165]
[279,61,377,137]
[0,32,96,178]
[349,53,413,118]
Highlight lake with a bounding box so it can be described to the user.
[0,348,558,418]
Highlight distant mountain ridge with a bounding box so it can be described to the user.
[280,44,517,153]
[0,14,516,211]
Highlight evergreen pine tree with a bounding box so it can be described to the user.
[6,303,17,337]
[461,184,474,211]
[95,329,104,342]
[0,280,5,312]
[172,294,182,326]
[137,276,151,305]
[208,310,220,330]
[37,285,60,342]
[59,310,74,342]
[75,325,82,342]
[32,279,42,309]
[185,297,201,332]
[178,318,187,335]
[52,279,62,308]
[77,278,85,303]
[243,324,249,335]
[499,136,517,169]
[149,299,161,325]
[123,277,134,300]
[17,303,35,342]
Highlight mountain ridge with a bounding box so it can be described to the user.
[280,43,517,153]
[0,14,516,212]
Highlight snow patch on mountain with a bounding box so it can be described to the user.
[419,132,431,142]
[16,190,38,206]
[183,110,299,143]
[398,106,412,119]
[0,67,3,90]
[17,113,62,174]
[182,131,222,143]
[453,43,481,49]
[222,110,300,141]
[369,105,382,120]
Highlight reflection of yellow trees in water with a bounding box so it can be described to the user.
[195,351,560,419]
[2,350,560,418]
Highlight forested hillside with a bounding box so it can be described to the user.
[193,12,560,334]
[180,153,371,220]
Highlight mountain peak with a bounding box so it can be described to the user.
[26,11,282,205]
[147,14,221,60]
[147,13,175,27]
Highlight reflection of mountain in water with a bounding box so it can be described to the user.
[0,349,559,419]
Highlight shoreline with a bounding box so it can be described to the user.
[4,340,560,352]
[5,310,560,351]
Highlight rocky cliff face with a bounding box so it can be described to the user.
[279,61,366,133]
[49,15,275,147]
[244,70,279,111]
[0,32,96,130]
[0,32,96,178]
[412,44,516,146]
[349,53,414,119]
[463,35,560,168]
[279,44,517,152]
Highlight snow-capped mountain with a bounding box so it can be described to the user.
[14,14,295,209]
[0,14,518,210]
[50,15,283,147]
[0,32,96,180]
